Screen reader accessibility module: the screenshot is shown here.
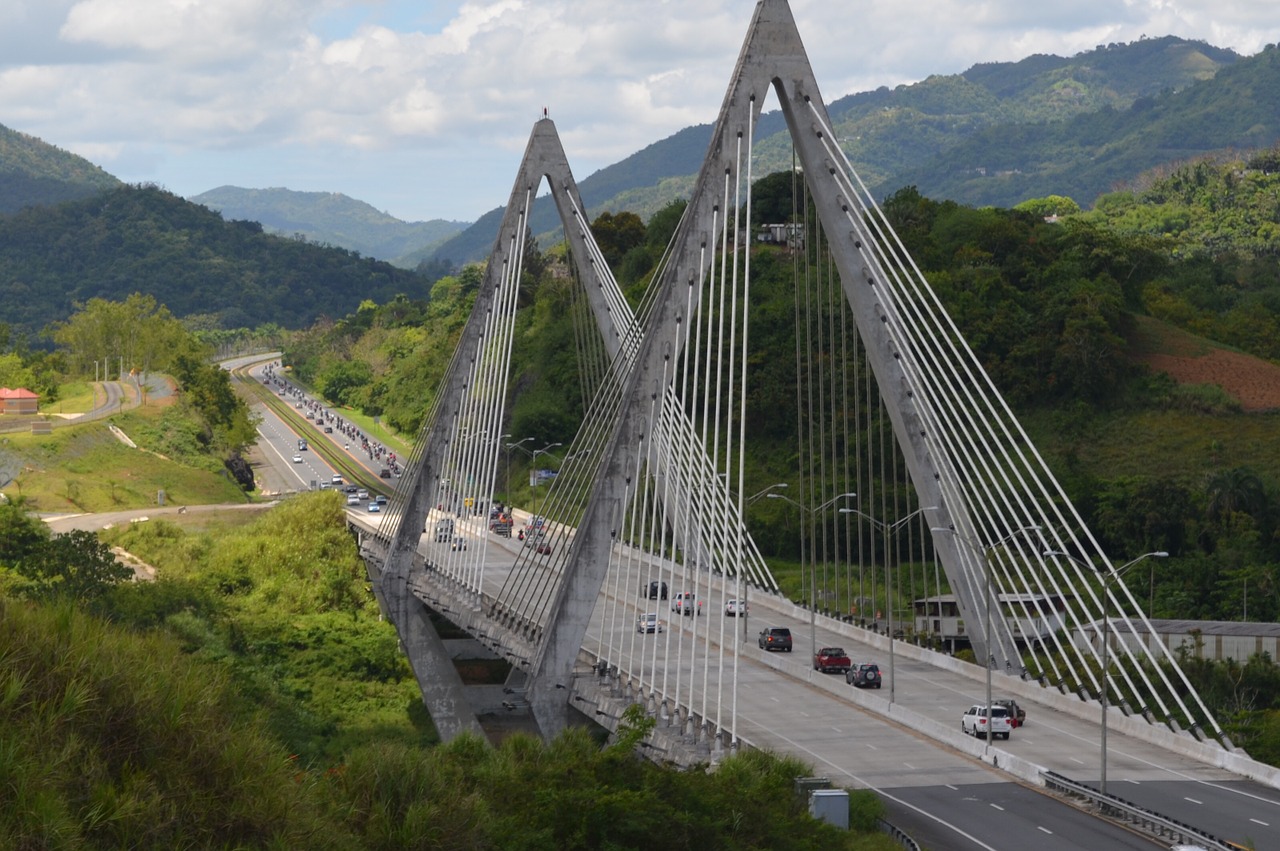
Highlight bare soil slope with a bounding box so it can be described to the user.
[1130,315,1280,412]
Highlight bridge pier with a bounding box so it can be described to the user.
[365,546,486,741]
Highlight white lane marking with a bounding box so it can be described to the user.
[945,784,958,791]
[1037,826,1053,835]
[990,803,1005,811]
[832,726,843,734]
[903,762,916,770]
[732,724,1005,851]
[1250,818,1269,826]
[1184,797,1202,805]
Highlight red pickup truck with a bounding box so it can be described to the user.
[813,646,852,674]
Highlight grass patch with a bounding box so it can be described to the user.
[1024,406,1280,483]
[45,380,96,414]
[2,406,249,512]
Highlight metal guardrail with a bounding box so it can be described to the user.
[878,819,922,850]
[1043,771,1241,850]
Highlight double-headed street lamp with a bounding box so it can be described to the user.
[932,524,1041,755]
[504,437,533,493]
[768,491,856,657]
[838,505,938,704]
[727,483,788,636]
[528,443,563,487]
[1043,549,1167,795]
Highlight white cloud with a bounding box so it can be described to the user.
[1,0,1279,220]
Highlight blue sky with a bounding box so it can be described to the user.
[2,1,1278,223]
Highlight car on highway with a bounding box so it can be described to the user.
[356,490,369,500]
[534,540,552,555]
[346,494,360,506]
[636,613,665,634]
[643,580,669,600]
[434,519,455,542]
[375,495,387,506]
[724,599,748,617]
[379,468,392,478]
[757,626,793,652]
[331,475,343,485]
[813,647,852,674]
[846,662,882,689]
[292,454,302,463]
[367,502,381,513]
[671,591,703,616]
[962,704,1012,740]
[451,536,468,551]
[993,698,1026,728]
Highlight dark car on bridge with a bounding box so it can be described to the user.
[644,580,668,600]
[846,662,882,689]
[993,698,1026,727]
[757,626,793,652]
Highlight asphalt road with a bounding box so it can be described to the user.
[191,354,1280,849]
[392,507,1279,850]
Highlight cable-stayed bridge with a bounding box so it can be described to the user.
[351,3,1280,843]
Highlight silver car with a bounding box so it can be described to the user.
[636,613,665,633]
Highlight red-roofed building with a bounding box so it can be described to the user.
[0,387,39,415]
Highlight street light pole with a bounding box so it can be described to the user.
[1044,549,1167,795]
[840,505,937,705]
[738,483,787,637]
[504,437,533,496]
[768,491,856,658]
[530,442,563,487]
[933,524,1041,755]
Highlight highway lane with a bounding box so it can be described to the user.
[391,516,1168,849]
[395,512,1278,849]
[228,363,1271,847]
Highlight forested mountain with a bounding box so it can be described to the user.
[891,43,1280,208]
[190,186,467,267]
[0,185,427,333]
[0,122,121,213]
[431,36,1248,265]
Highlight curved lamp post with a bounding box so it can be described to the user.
[932,524,1041,755]
[768,491,856,657]
[504,437,533,493]
[529,442,563,486]
[1043,549,1167,795]
[838,505,938,705]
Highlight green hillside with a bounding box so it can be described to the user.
[891,44,1280,208]
[432,36,1245,264]
[0,123,121,213]
[0,184,429,333]
[191,185,467,267]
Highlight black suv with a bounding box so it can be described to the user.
[846,662,882,688]
[643,580,668,600]
[757,627,793,652]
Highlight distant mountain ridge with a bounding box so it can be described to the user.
[430,35,1250,265]
[189,186,467,267]
[0,123,121,213]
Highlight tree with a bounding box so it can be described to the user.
[590,211,645,267]
[16,529,134,601]
[1015,195,1082,218]
[0,498,50,569]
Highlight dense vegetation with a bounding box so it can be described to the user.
[887,43,1280,210]
[435,35,1254,265]
[0,493,890,849]
[0,122,121,214]
[0,184,429,335]
[191,186,468,266]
